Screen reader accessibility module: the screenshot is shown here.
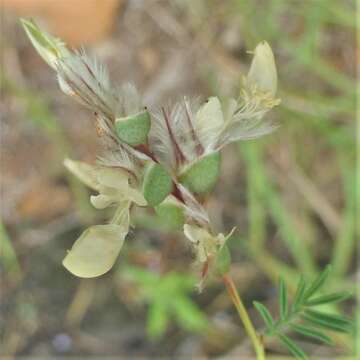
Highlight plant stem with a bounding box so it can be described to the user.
[223,273,265,360]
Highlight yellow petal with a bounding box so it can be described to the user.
[63,224,126,278]
[97,168,147,206]
[90,194,114,209]
[64,158,99,190]
[247,41,277,96]
[110,201,131,231]
[97,168,129,189]
[184,224,210,244]
[126,188,147,206]
[196,97,224,149]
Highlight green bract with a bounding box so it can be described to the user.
[142,163,173,207]
[62,224,127,278]
[215,244,231,275]
[180,152,221,194]
[115,110,151,146]
[155,198,185,230]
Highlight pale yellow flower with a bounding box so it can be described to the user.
[247,41,278,96]
[62,159,146,278]
[62,223,128,278]
[183,224,227,263]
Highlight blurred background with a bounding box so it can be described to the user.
[0,0,357,358]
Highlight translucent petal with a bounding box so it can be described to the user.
[183,224,209,244]
[223,97,238,123]
[90,194,114,209]
[126,188,147,206]
[247,41,277,96]
[111,201,131,230]
[97,167,146,206]
[63,158,99,190]
[97,168,130,189]
[195,97,224,150]
[62,224,126,278]
[120,83,142,115]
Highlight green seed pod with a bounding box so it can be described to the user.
[142,163,173,207]
[215,245,231,276]
[180,152,221,194]
[155,199,185,230]
[115,110,151,146]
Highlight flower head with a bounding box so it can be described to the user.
[23,19,280,285]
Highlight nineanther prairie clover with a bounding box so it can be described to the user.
[21,19,279,282]
[22,19,356,360]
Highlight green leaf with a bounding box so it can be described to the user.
[155,200,185,230]
[302,309,354,333]
[304,265,332,300]
[279,334,308,360]
[142,163,173,207]
[179,152,221,194]
[279,277,288,320]
[147,302,169,339]
[290,324,333,345]
[122,266,159,286]
[293,276,307,311]
[115,110,151,146]
[305,291,352,306]
[253,301,274,330]
[172,296,208,332]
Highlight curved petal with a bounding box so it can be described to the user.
[195,97,224,150]
[64,158,99,190]
[126,188,147,206]
[97,168,129,189]
[62,224,126,278]
[90,194,114,209]
[183,224,209,244]
[247,41,277,96]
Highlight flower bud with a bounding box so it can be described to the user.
[142,163,173,206]
[62,224,126,278]
[247,41,277,96]
[115,110,151,146]
[180,152,221,194]
[21,18,69,69]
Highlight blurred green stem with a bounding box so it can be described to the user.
[0,220,22,282]
[223,273,265,360]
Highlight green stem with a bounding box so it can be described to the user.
[223,273,265,360]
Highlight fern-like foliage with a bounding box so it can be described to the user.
[253,265,353,359]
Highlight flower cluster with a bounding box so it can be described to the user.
[22,19,279,284]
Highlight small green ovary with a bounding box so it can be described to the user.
[143,163,173,207]
[115,110,151,146]
[180,152,221,194]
